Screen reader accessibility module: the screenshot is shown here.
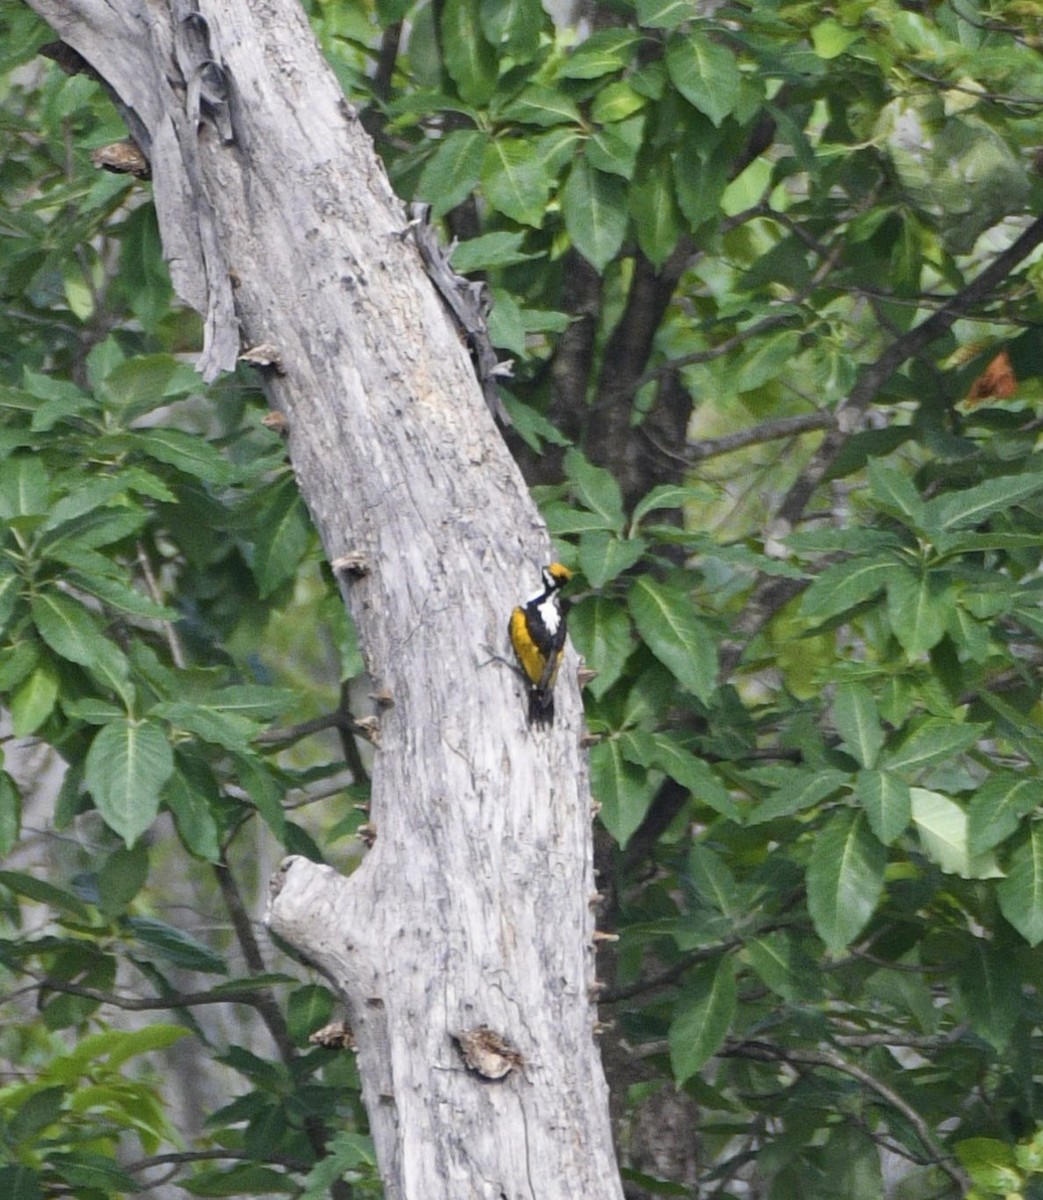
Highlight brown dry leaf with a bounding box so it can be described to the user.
[966,349,1017,406]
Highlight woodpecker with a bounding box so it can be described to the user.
[508,562,572,727]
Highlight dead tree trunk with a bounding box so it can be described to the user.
[23,1,623,1197]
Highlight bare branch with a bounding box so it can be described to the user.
[721,1039,970,1194]
[19,964,279,1011]
[685,412,836,463]
[775,215,1043,529]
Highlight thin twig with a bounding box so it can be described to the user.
[721,1039,970,1194]
[136,541,185,668]
[18,964,278,1011]
[125,1148,312,1175]
[685,411,836,463]
[254,709,350,745]
[775,215,1043,530]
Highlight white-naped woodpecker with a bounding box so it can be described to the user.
[508,563,572,727]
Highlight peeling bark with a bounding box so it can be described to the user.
[23,2,623,1196]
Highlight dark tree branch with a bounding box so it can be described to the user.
[21,965,283,1011]
[685,411,837,463]
[718,215,1043,675]
[775,215,1043,529]
[212,854,298,1065]
[720,1040,970,1194]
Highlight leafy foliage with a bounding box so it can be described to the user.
[4,0,1043,1195]
[0,6,373,1195]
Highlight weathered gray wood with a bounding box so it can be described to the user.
[22,2,624,1197]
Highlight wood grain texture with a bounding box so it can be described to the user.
[23,2,623,1196]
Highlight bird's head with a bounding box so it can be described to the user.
[543,562,573,591]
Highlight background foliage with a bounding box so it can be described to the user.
[3,0,1043,1196]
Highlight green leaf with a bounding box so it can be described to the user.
[882,718,987,774]
[997,824,1043,946]
[481,137,554,227]
[499,85,582,128]
[968,774,1037,855]
[252,478,312,598]
[687,843,744,917]
[63,696,125,724]
[287,983,334,1043]
[42,475,128,532]
[641,732,739,820]
[301,1133,377,1200]
[886,568,950,656]
[210,685,295,721]
[561,159,628,270]
[674,130,731,229]
[636,0,696,29]
[125,428,239,485]
[590,738,659,847]
[0,564,23,635]
[124,915,227,974]
[559,29,640,79]
[668,958,736,1084]
[236,754,287,839]
[629,576,717,704]
[567,595,633,698]
[0,869,91,919]
[164,764,221,861]
[7,1085,67,1146]
[0,771,21,856]
[956,1138,1020,1194]
[629,161,682,266]
[41,505,149,554]
[747,768,849,825]
[924,472,1043,533]
[744,932,815,1003]
[441,0,498,103]
[85,720,174,847]
[854,769,911,845]
[806,810,885,953]
[631,483,711,527]
[100,352,192,415]
[800,558,893,621]
[811,17,860,58]
[50,1152,140,1193]
[910,788,1002,879]
[0,1166,43,1200]
[586,118,644,180]
[479,0,545,59]
[418,129,486,218]
[64,571,177,620]
[97,843,149,917]
[10,661,59,737]
[31,590,129,682]
[578,530,646,589]
[832,682,883,768]
[591,84,646,124]
[665,32,741,128]
[733,330,802,393]
[867,460,926,528]
[564,447,625,531]
[151,701,257,751]
[0,453,50,520]
[957,937,1019,1053]
[451,230,536,272]
[180,1164,296,1196]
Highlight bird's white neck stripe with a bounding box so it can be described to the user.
[536,593,561,635]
